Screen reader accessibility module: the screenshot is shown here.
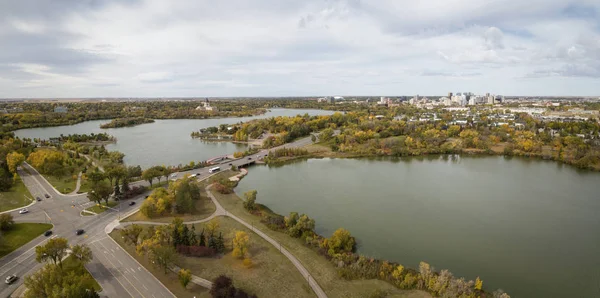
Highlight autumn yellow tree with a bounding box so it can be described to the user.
[475,276,483,290]
[232,231,250,259]
[6,152,25,173]
[206,218,220,236]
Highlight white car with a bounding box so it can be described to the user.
[5,275,17,284]
[19,208,28,214]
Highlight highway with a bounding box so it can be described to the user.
[0,133,321,297]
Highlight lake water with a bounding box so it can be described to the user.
[236,156,600,298]
[14,109,334,168]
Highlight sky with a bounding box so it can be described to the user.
[0,0,599,98]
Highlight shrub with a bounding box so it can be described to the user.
[0,214,14,231]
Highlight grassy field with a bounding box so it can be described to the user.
[0,176,32,212]
[110,232,211,298]
[85,201,118,214]
[0,223,53,258]
[186,216,313,298]
[210,184,431,298]
[63,255,102,291]
[122,196,216,223]
[43,173,78,194]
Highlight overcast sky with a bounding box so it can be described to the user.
[1,0,599,98]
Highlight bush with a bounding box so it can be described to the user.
[0,213,14,231]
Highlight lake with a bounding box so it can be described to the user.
[14,108,334,168]
[236,156,600,298]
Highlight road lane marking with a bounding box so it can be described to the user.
[91,242,139,298]
[96,240,146,298]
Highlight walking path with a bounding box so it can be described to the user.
[120,169,327,298]
[68,172,83,195]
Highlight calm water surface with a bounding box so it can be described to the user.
[236,156,600,298]
[14,109,333,168]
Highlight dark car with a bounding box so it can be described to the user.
[228,163,232,166]
[248,157,252,160]
[75,229,85,235]
[145,195,149,199]
[44,194,50,198]
[44,230,52,237]
[129,201,136,206]
[36,197,42,201]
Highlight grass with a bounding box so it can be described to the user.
[78,178,92,193]
[85,201,118,214]
[42,173,78,194]
[185,216,313,298]
[63,255,102,291]
[0,223,53,258]
[209,181,432,298]
[0,176,33,212]
[109,232,211,298]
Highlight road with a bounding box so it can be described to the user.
[0,165,174,298]
[1,132,322,297]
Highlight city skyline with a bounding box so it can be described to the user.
[1,0,599,98]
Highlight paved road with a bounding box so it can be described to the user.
[1,132,322,297]
[0,165,174,298]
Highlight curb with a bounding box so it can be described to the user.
[22,162,85,197]
[0,199,35,215]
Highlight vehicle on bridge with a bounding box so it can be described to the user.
[209,166,221,173]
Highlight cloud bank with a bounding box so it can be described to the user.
[1,0,599,97]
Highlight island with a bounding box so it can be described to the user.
[100,117,155,128]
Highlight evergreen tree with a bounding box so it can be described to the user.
[199,229,206,247]
[182,225,190,246]
[172,226,181,248]
[189,225,197,246]
[207,235,217,250]
[216,232,225,253]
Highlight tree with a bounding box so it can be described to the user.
[243,190,257,211]
[122,176,130,193]
[210,275,236,298]
[127,165,143,178]
[475,276,483,291]
[216,232,225,253]
[189,225,198,246]
[87,169,105,185]
[284,212,299,228]
[311,134,317,143]
[206,218,220,236]
[6,152,25,173]
[151,245,178,274]
[89,180,113,205]
[142,167,159,186]
[325,228,355,256]
[71,244,93,265]
[24,263,100,298]
[0,213,14,231]
[232,231,250,259]
[121,224,143,245]
[182,225,191,246]
[35,237,69,268]
[178,268,192,289]
[199,229,206,246]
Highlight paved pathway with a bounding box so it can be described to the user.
[120,169,328,298]
[68,172,83,195]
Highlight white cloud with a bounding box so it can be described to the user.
[0,0,599,97]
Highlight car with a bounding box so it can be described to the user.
[36,197,42,201]
[228,163,232,166]
[75,229,85,235]
[129,201,136,206]
[18,208,28,214]
[248,157,252,160]
[44,230,52,237]
[4,275,17,284]
[145,195,149,199]
[44,194,50,198]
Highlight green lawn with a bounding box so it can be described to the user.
[62,255,102,291]
[210,182,431,298]
[0,176,33,212]
[85,201,118,214]
[78,178,92,194]
[43,173,79,194]
[110,232,210,298]
[0,223,53,258]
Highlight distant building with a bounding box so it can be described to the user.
[196,98,216,111]
[54,106,68,113]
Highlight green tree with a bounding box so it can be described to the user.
[35,237,69,268]
[243,190,257,211]
[121,224,144,245]
[24,263,100,298]
[178,268,192,289]
[325,228,355,256]
[87,169,105,185]
[71,244,93,265]
[89,180,113,205]
[151,245,178,274]
[0,213,14,231]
